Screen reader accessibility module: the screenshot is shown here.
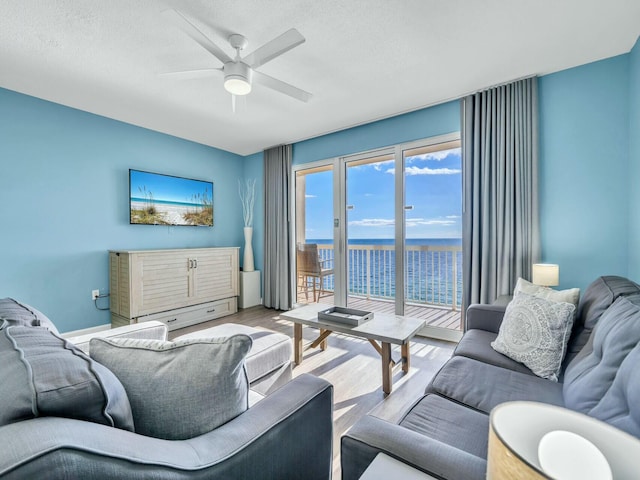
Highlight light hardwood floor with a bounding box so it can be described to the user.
[169,305,456,478]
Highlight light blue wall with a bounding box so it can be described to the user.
[293,101,460,165]
[0,88,245,333]
[629,38,640,280]
[539,55,630,291]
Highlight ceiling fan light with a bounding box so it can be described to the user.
[224,76,252,95]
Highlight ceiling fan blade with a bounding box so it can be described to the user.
[253,70,312,103]
[243,28,305,69]
[160,68,223,79]
[161,9,232,65]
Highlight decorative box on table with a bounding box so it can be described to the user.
[318,307,374,326]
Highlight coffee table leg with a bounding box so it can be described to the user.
[381,342,392,395]
[320,328,328,350]
[294,323,303,365]
[401,342,410,373]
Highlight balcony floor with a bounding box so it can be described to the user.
[296,293,462,331]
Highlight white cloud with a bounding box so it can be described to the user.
[406,148,460,163]
[446,215,461,219]
[371,159,395,171]
[349,218,395,227]
[386,166,461,175]
[350,217,458,228]
[305,194,317,198]
[406,217,457,227]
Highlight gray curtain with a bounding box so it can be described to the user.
[263,144,293,310]
[461,77,540,313]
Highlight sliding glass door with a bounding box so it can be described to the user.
[345,151,396,312]
[401,139,463,336]
[292,134,463,340]
[293,162,336,305]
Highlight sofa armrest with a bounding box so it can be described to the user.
[66,321,168,353]
[0,374,333,480]
[465,304,507,333]
[341,415,486,480]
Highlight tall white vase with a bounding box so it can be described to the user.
[243,226,255,272]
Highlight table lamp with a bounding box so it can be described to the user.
[532,263,559,287]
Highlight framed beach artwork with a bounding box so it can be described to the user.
[129,169,213,227]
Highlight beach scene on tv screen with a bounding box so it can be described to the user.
[130,170,213,226]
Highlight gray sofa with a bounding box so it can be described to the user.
[0,299,333,479]
[342,276,640,479]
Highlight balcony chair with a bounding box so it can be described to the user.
[296,243,334,303]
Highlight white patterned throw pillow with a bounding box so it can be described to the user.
[491,292,576,381]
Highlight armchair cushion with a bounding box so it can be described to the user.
[0,321,133,431]
[90,334,252,440]
[0,297,59,334]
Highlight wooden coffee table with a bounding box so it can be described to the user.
[280,304,426,394]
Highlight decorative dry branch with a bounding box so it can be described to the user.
[238,178,256,227]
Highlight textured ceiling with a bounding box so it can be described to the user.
[1,1,639,156]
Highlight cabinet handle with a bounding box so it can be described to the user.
[167,318,177,323]
[207,308,216,313]
[194,259,198,269]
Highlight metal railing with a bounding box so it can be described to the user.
[314,243,462,311]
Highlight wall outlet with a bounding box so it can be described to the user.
[92,289,100,300]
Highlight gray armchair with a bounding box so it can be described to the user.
[0,373,333,479]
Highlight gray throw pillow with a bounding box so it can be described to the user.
[491,292,575,381]
[0,297,59,334]
[90,334,252,440]
[514,278,580,312]
[0,320,134,430]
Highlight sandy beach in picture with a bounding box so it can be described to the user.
[130,200,206,226]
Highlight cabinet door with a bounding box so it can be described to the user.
[191,248,238,302]
[133,251,192,316]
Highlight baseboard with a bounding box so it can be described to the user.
[61,323,111,338]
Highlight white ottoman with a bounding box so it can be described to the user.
[174,323,293,395]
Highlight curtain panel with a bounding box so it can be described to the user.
[263,144,293,310]
[461,77,540,314]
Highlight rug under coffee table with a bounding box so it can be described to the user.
[280,304,426,394]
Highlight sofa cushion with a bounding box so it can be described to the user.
[0,321,133,430]
[563,296,640,437]
[585,342,640,437]
[0,298,59,334]
[566,276,640,364]
[90,334,252,440]
[453,329,534,374]
[491,293,575,381]
[426,356,564,414]
[399,393,490,459]
[514,277,580,312]
[174,323,292,384]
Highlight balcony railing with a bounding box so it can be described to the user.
[314,243,462,311]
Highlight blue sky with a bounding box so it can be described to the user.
[130,170,212,204]
[304,148,462,240]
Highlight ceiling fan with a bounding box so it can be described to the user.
[161,9,312,107]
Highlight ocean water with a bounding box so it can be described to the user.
[307,238,462,247]
[305,238,463,306]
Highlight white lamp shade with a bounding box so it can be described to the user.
[532,263,559,287]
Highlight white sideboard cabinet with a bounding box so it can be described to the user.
[109,247,239,331]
